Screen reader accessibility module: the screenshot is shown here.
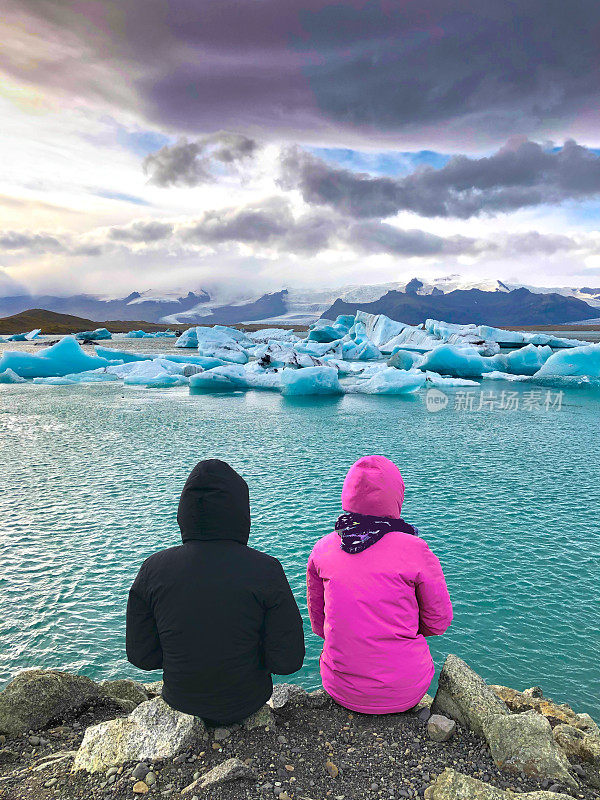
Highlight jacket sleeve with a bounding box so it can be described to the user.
[126,564,163,671]
[415,544,453,637]
[262,559,305,675]
[306,552,325,639]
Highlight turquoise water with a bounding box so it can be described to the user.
[1,363,599,718]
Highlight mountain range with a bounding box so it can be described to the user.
[1,278,599,328]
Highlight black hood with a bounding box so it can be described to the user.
[177,459,250,544]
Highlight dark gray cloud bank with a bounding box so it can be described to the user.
[4,0,600,146]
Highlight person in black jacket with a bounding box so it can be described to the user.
[126,458,305,724]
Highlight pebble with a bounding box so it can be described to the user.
[106,767,119,778]
[145,771,157,786]
[29,735,41,746]
[325,760,339,778]
[132,763,149,780]
[132,781,149,794]
[44,777,57,787]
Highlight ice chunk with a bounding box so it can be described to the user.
[0,368,26,383]
[32,376,77,385]
[190,363,281,393]
[354,311,407,349]
[123,358,187,387]
[195,326,250,363]
[381,325,441,353]
[175,327,199,348]
[123,330,176,338]
[94,346,151,364]
[424,319,499,355]
[8,328,41,341]
[387,349,423,370]
[477,324,589,348]
[307,323,342,343]
[25,328,41,340]
[75,328,112,341]
[0,336,111,378]
[247,328,300,343]
[296,340,343,358]
[424,371,479,387]
[481,371,530,382]
[535,343,600,377]
[341,322,382,361]
[252,341,325,369]
[419,344,501,378]
[281,366,343,396]
[501,344,553,375]
[346,367,425,394]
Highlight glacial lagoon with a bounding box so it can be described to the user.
[1,336,599,718]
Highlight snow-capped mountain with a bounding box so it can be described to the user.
[0,277,599,326]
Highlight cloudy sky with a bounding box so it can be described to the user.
[2,0,600,298]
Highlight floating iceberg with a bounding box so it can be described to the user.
[500,344,553,375]
[387,349,423,370]
[535,343,600,377]
[341,322,382,361]
[124,330,154,338]
[0,336,111,378]
[424,371,479,387]
[252,341,324,369]
[33,368,119,384]
[354,311,407,349]
[0,368,26,383]
[346,367,425,395]
[281,366,343,396]
[122,359,188,387]
[477,324,588,348]
[195,326,250,363]
[175,327,198,348]
[296,340,343,358]
[307,320,343,343]
[419,344,500,379]
[94,346,151,363]
[7,328,41,342]
[424,319,499,355]
[380,325,441,354]
[247,328,300,343]
[190,363,281,393]
[75,328,112,341]
[481,371,530,382]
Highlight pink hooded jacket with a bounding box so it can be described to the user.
[306,455,453,714]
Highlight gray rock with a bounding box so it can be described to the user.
[0,748,18,763]
[307,689,331,709]
[0,669,102,736]
[431,655,509,736]
[426,767,574,800]
[576,712,600,737]
[72,697,207,772]
[553,723,600,788]
[268,684,308,712]
[100,679,148,709]
[427,715,456,742]
[145,771,157,786]
[243,704,275,731]
[181,757,255,794]
[182,364,204,377]
[483,709,577,789]
[142,681,163,697]
[132,762,149,780]
[213,726,233,741]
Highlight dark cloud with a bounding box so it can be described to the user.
[0,231,65,254]
[108,220,174,243]
[3,1,600,146]
[143,133,258,187]
[346,222,483,257]
[281,139,600,218]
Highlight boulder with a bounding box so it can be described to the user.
[0,670,102,736]
[181,757,255,793]
[425,768,574,800]
[490,686,596,732]
[243,704,275,731]
[72,697,207,772]
[100,679,148,710]
[431,655,509,736]
[483,710,577,789]
[268,684,308,712]
[553,723,600,788]
[428,715,456,742]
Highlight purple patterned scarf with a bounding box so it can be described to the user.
[335,511,418,554]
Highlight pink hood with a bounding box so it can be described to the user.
[341,455,405,518]
[307,456,453,714]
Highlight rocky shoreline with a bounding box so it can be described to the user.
[0,655,598,800]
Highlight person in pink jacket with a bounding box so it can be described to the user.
[306,455,453,714]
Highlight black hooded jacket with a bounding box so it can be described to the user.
[126,459,305,723]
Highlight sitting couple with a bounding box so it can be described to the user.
[126,456,452,724]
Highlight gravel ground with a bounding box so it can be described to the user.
[0,696,597,800]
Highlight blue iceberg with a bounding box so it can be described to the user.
[535,343,600,377]
[0,368,26,383]
[419,344,500,379]
[281,366,343,396]
[175,327,199,348]
[346,367,425,395]
[75,328,112,341]
[0,336,111,378]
